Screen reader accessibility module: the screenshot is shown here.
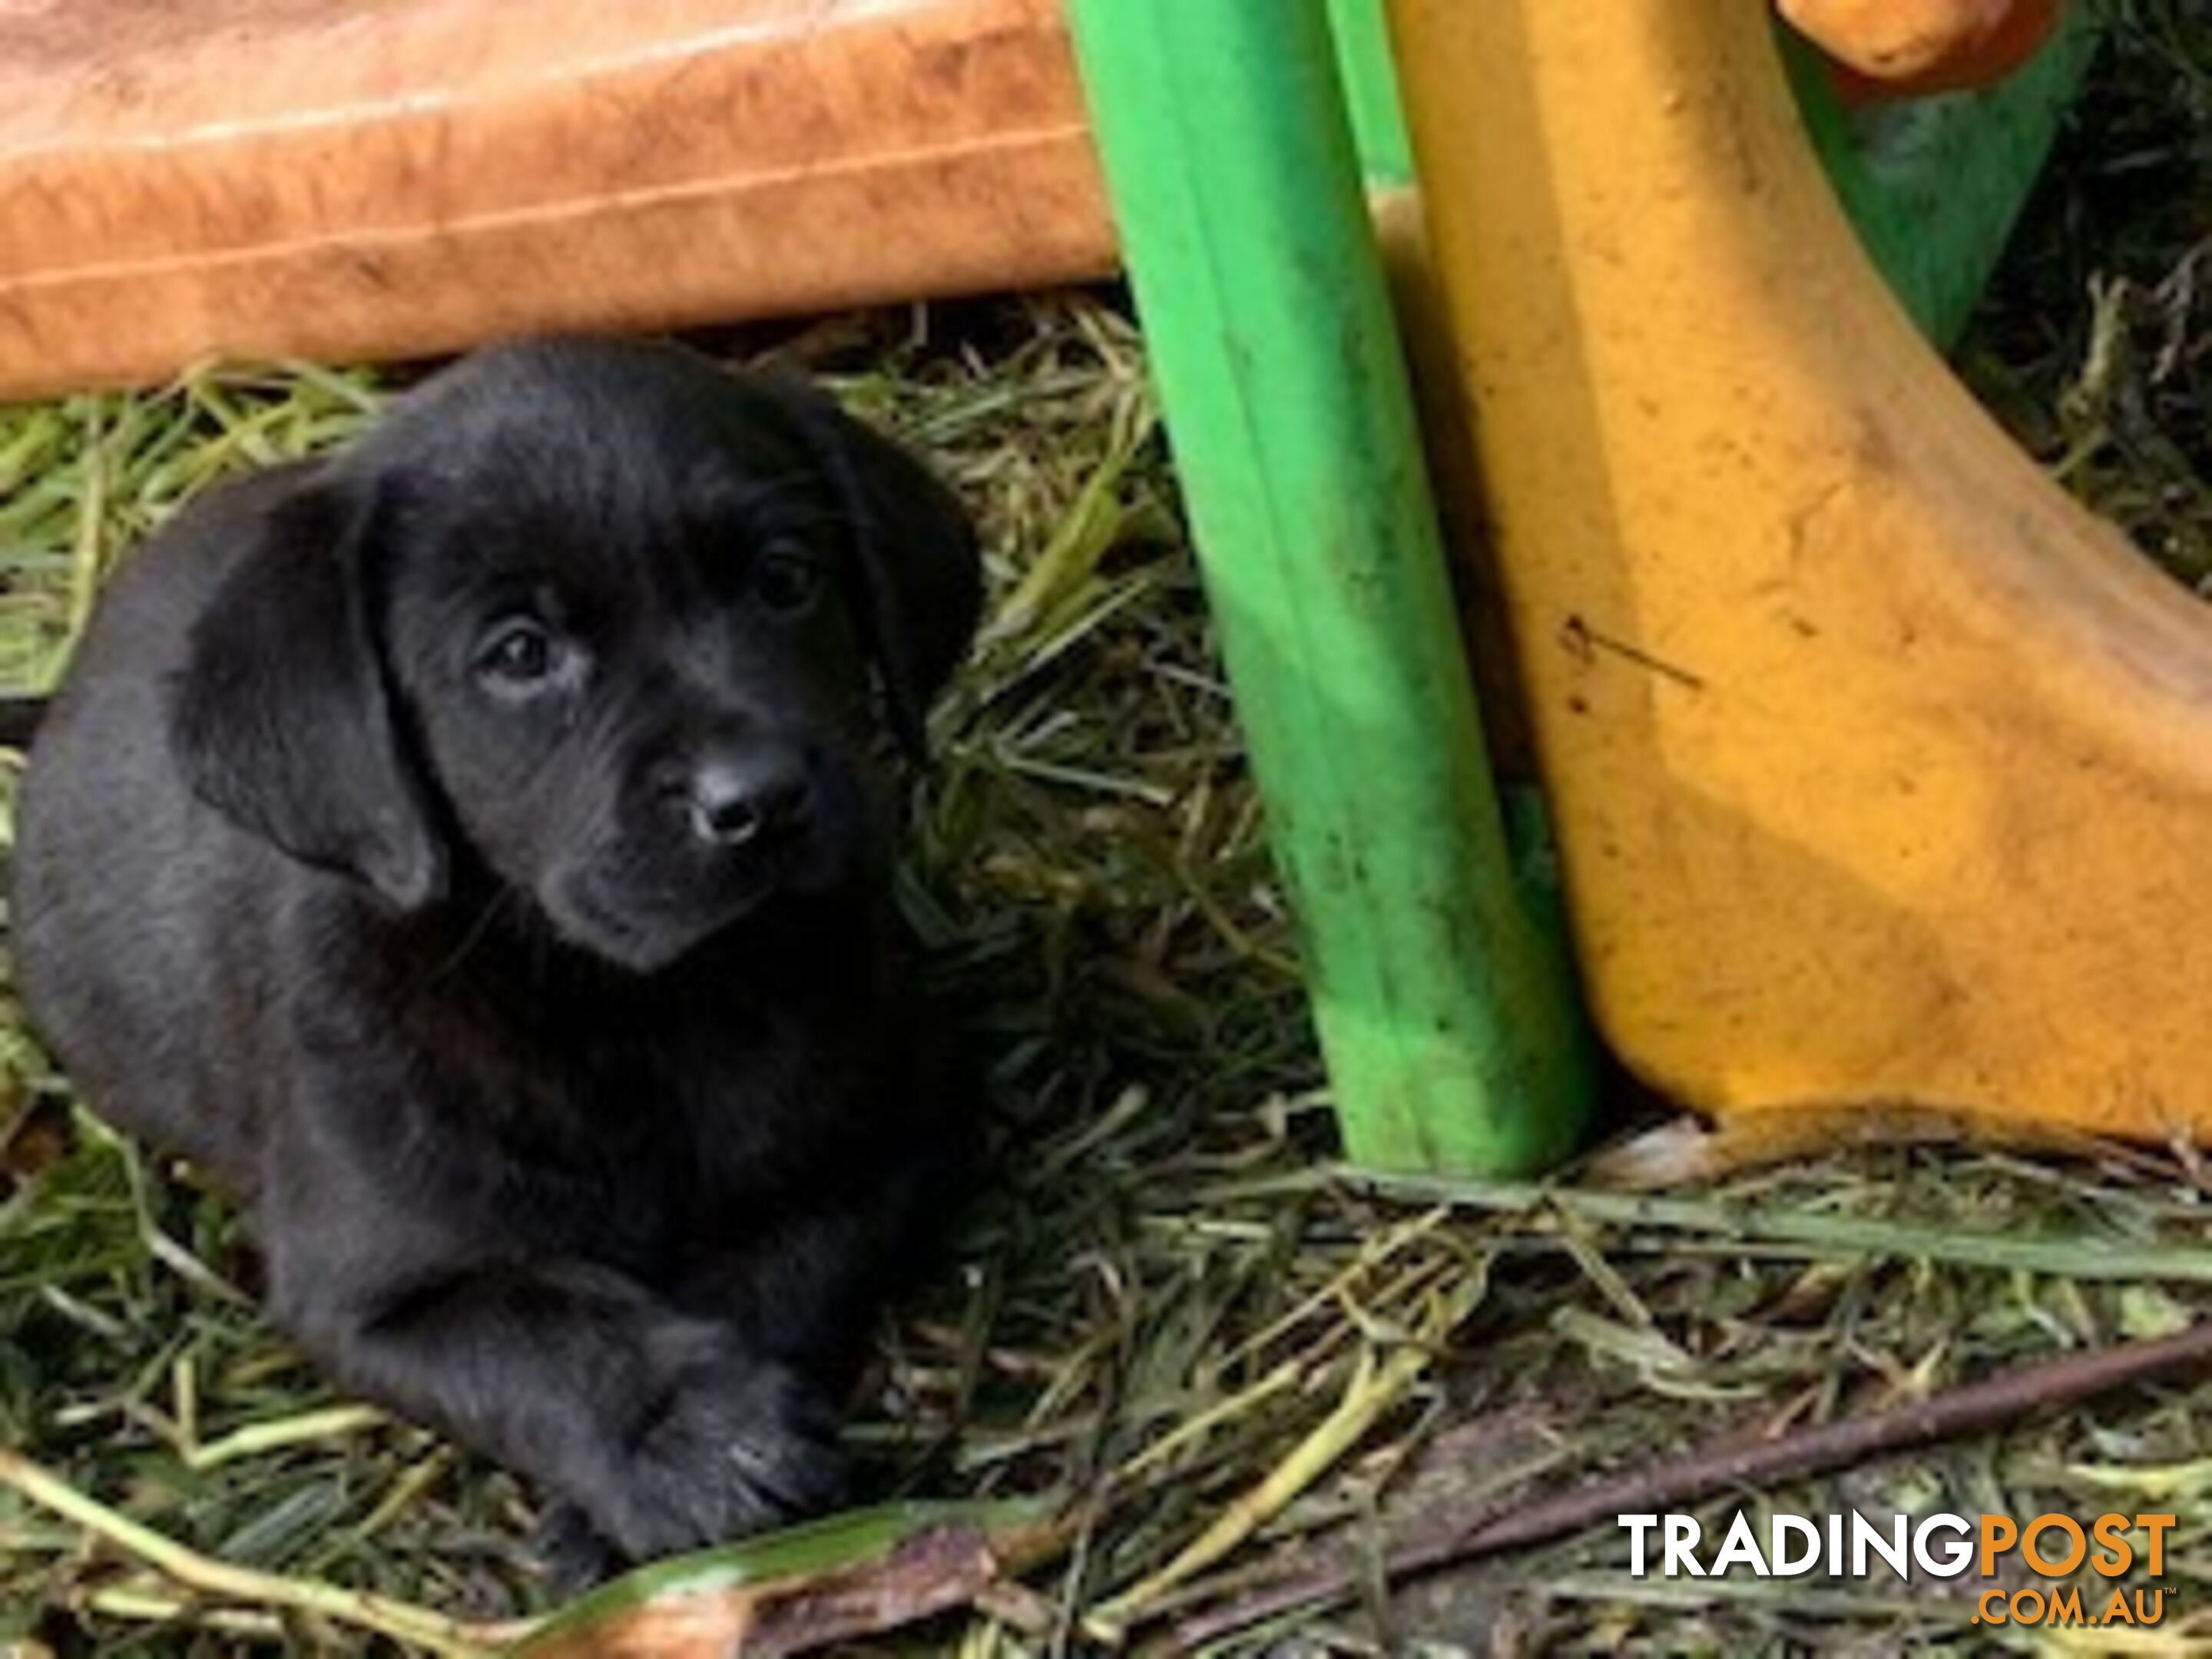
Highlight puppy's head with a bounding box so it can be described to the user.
[173,336,980,971]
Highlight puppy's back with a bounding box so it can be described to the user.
[13,469,307,1178]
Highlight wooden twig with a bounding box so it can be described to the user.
[1171,1320,2212,1648]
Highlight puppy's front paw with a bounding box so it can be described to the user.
[589,1360,848,1561]
[531,1498,621,1595]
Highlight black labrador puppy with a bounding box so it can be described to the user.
[11,336,980,1571]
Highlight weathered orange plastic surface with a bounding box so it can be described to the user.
[1780,0,2062,98]
[0,0,1113,397]
[1389,0,2212,1147]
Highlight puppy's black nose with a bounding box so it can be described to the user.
[685,750,810,847]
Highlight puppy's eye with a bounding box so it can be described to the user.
[754,544,822,616]
[475,619,560,688]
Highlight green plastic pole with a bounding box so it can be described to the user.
[1065,0,1592,1176]
[1324,0,1414,187]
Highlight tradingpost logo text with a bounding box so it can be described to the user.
[1618,1510,2177,1630]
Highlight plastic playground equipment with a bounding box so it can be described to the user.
[1382,0,2212,1167]
[5,0,2193,1174]
[0,0,1113,396]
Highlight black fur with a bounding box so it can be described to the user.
[0,694,46,751]
[10,336,982,1573]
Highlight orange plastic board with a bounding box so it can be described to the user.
[1390,0,2212,1147]
[0,0,1114,396]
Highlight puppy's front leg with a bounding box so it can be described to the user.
[263,1229,842,1562]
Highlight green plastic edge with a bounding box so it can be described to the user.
[1065,0,1594,1178]
[1781,8,2104,349]
[1326,0,1415,187]
[1333,4,2100,351]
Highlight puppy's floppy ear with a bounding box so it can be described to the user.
[777,379,982,755]
[171,470,446,909]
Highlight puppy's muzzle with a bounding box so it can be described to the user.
[674,743,814,850]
